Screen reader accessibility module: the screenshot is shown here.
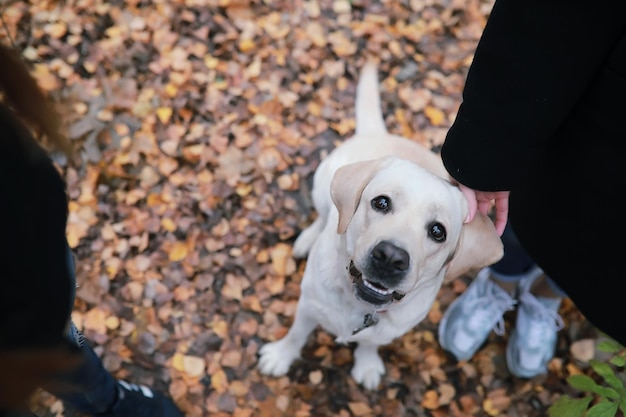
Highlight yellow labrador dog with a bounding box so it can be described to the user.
[258,62,503,390]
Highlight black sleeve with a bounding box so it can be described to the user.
[0,104,74,350]
[441,0,626,190]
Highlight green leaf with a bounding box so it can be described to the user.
[590,360,624,391]
[567,375,620,399]
[547,396,592,417]
[620,396,626,413]
[609,356,625,367]
[597,340,623,353]
[567,375,603,391]
[586,401,619,417]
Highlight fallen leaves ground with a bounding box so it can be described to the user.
[1,0,603,416]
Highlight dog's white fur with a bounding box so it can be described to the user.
[257,62,503,390]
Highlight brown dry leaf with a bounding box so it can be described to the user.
[347,402,372,416]
[222,274,250,301]
[570,338,595,362]
[169,379,187,401]
[327,31,358,57]
[44,22,67,39]
[457,394,480,415]
[270,243,293,276]
[306,22,327,48]
[438,383,456,406]
[221,350,242,368]
[308,370,323,385]
[83,307,108,335]
[32,63,59,92]
[482,389,511,416]
[183,355,206,378]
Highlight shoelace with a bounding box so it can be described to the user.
[118,380,154,398]
[519,292,564,347]
[462,287,517,336]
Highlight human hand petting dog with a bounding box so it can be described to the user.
[457,183,509,236]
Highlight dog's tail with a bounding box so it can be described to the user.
[355,61,387,136]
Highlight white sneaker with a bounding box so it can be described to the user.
[506,274,564,378]
[438,268,517,361]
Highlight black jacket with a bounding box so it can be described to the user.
[0,103,73,350]
[442,0,626,345]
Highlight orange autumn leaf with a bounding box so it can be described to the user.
[168,241,188,262]
[424,105,446,126]
[422,389,440,410]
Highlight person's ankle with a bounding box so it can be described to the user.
[490,276,517,296]
[529,275,561,299]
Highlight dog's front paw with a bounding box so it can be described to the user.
[351,359,385,390]
[352,345,385,390]
[257,339,300,377]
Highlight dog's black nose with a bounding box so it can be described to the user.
[371,241,409,272]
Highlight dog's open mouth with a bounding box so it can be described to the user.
[348,260,405,306]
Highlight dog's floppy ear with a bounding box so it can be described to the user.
[330,157,393,234]
[444,212,504,282]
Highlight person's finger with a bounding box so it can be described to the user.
[492,192,510,236]
[458,184,477,223]
[476,198,492,216]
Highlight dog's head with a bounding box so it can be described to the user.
[331,155,503,308]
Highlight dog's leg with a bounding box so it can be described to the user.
[257,300,318,377]
[351,342,385,390]
[292,217,325,258]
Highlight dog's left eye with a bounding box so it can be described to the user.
[428,222,446,242]
[371,195,391,212]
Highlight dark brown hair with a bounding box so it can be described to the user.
[0,42,70,154]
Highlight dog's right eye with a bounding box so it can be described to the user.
[371,195,391,212]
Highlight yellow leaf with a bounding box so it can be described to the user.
[164,83,178,98]
[156,107,172,124]
[161,218,177,232]
[168,241,188,262]
[211,319,229,338]
[424,105,446,126]
[483,399,499,416]
[172,352,185,372]
[204,55,219,69]
[238,38,255,52]
[211,368,229,393]
[105,316,120,330]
